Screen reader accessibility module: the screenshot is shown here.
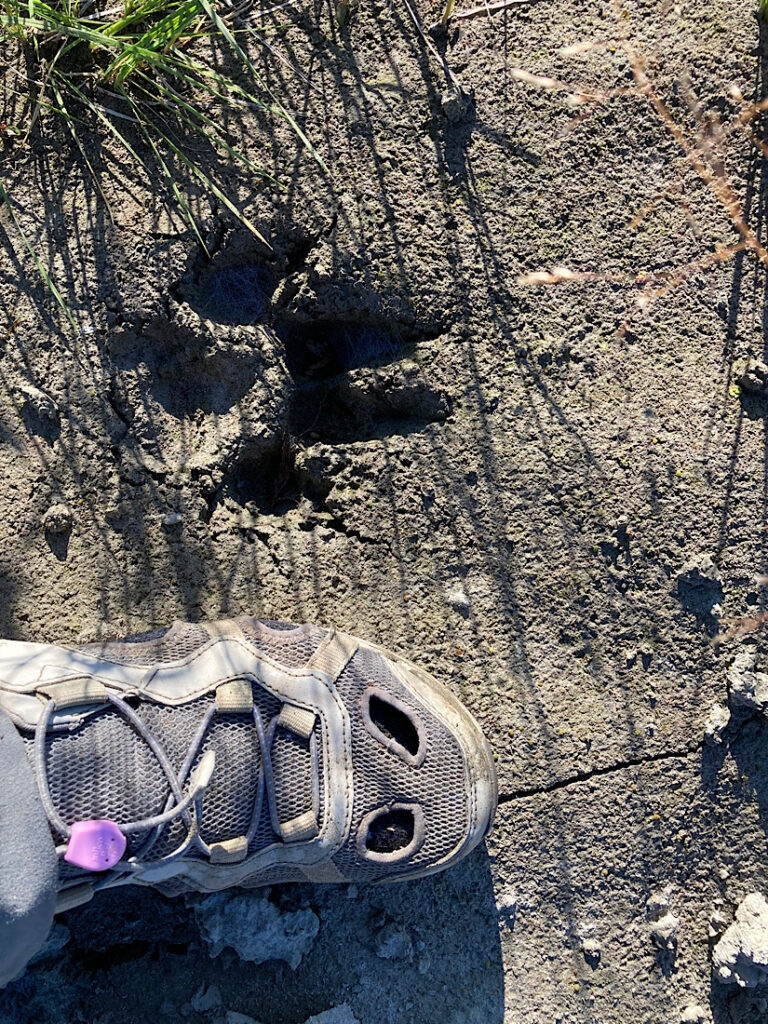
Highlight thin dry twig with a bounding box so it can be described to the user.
[453,0,541,20]
[518,241,751,301]
[239,0,301,19]
[518,267,626,287]
[716,613,768,644]
[620,37,768,270]
[510,67,611,106]
[635,240,751,305]
[558,39,616,57]
[400,0,461,92]
[514,3,768,302]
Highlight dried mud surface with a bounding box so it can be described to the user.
[1,0,768,1021]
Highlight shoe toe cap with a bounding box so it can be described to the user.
[338,641,497,882]
[388,656,498,865]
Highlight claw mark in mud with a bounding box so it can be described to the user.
[230,434,302,514]
[179,215,338,327]
[203,434,324,521]
[278,319,408,378]
[187,264,274,326]
[289,371,452,445]
[277,317,451,445]
[320,516,394,554]
[284,221,333,275]
[105,374,132,433]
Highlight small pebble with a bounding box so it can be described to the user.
[191,984,222,1013]
[441,86,470,123]
[582,938,601,967]
[496,885,517,931]
[713,892,768,987]
[650,912,680,950]
[646,891,670,920]
[302,1006,361,1024]
[704,703,730,746]
[17,383,60,425]
[375,923,413,961]
[679,1005,706,1024]
[739,360,768,395]
[646,891,679,950]
[42,502,73,534]
[445,586,470,617]
[709,909,728,940]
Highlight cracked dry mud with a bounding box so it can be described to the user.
[1,0,768,1021]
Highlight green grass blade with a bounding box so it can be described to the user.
[108,0,205,81]
[196,0,327,172]
[130,68,273,179]
[64,76,208,252]
[119,86,269,246]
[0,177,79,331]
[50,72,114,218]
[115,85,213,252]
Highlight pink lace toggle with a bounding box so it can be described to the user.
[64,820,127,871]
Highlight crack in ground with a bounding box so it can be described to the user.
[324,515,394,554]
[498,741,706,804]
[106,377,131,430]
[247,528,292,578]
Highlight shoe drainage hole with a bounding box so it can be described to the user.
[369,695,420,757]
[282,321,405,377]
[193,264,272,325]
[365,808,415,854]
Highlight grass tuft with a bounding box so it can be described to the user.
[0,0,322,321]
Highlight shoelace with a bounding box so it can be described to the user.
[33,691,274,893]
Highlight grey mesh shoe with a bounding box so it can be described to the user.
[0,618,497,910]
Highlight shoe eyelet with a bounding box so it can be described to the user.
[361,687,427,767]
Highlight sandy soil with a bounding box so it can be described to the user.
[1,0,768,1020]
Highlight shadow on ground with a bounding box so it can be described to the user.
[1,847,503,1024]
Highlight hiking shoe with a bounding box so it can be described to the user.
[0,618,497,909]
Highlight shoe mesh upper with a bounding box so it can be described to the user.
[72,622,211,665]
[194,712,262,846]
[23,625,328,869]
[331,646,468,882]
[271,728,314,826]
[73,620,328,672]
[24,710,169,858]
[238,620,327,668]
[20,619,474,890]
